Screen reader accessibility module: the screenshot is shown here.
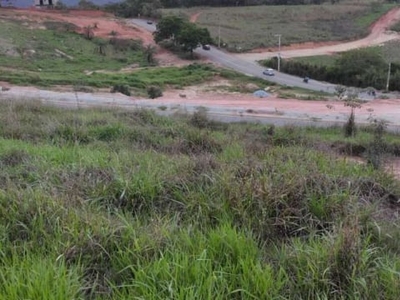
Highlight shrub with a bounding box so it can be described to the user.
[111,84,131,96]
[190,107,209,129]
[147,86,163,99]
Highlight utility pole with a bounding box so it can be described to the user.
[275,34,281,72]
[386,62,391,92]
[218,25,221,48]
[218,16,221,48]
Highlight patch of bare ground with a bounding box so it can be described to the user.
[190,12,202,23]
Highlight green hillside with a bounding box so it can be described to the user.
[0,100,400,299]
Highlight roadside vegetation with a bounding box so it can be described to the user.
[162,1,395,51]
[261,45,400,91]
[0,100,400,299]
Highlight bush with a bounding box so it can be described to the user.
[111,84,131,96]
[147,86,163,99]
[109,38,143,52]
[190,107,209,129]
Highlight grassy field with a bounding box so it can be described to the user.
[289,55,339,67]
[0,99,400,299]
[0,18,144,82]
[0,17,220,93]
[162,1,395,51]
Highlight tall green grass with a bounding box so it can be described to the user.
[0,100,399,299]
[0,18,219,91]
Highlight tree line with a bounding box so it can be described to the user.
[160,0,336,7]
[262,48,400,91]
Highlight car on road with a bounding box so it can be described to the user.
[147,20,153,25]
[263,68,275,76]
[202,44,211,50]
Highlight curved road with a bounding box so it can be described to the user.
[130,19,337,94]
[131,11,400,99]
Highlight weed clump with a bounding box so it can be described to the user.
[111,84,131,96]
[365,119,388,169]
[190,107,209,129]
[147,85,163,99]
[344,108,357,138]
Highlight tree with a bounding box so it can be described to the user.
[334,49,386,87]
[153,16,186,44]
[153,16,212,58]
[176,23,212,57]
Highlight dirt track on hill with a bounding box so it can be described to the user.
[236,7,400,60]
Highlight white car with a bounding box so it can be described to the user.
[263,68,275,76]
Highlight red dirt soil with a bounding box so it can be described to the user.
[249,6,400,53]
[2,8,154,43]
[190,12,202,23]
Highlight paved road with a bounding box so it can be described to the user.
[130,19,399,101]
[131,19,338,94]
